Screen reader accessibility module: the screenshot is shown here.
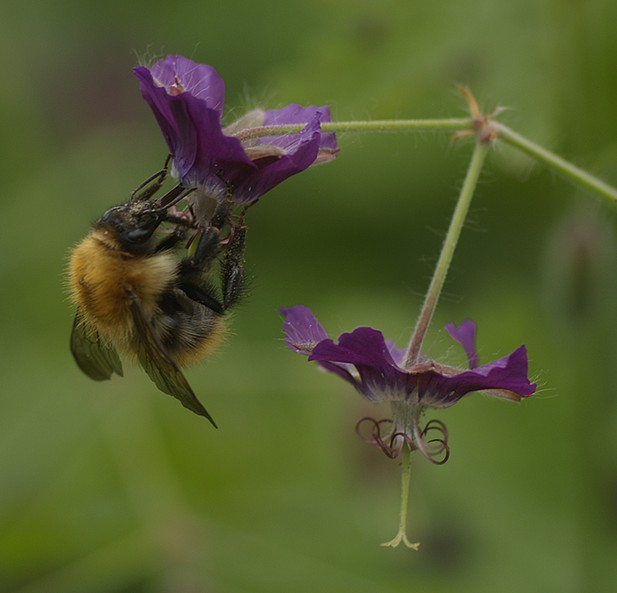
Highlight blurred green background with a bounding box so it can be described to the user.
[2,0,617,591]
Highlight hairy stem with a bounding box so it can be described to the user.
[404,140,489,367]
[495,123,617,204]
[323,119,471,134]
[233,118,617,206]
[231,118,471,142]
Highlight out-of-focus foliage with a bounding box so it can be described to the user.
[1,0,617,591]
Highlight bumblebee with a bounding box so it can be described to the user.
[68,165,246,427]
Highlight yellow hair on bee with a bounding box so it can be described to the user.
[69,229,177,351]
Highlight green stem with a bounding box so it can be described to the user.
[403,140,490,367]
[381,446,420,550]
[323,119,471,134]
[231,118,472,142]
[495,123,617,204]
[233,117,617,206]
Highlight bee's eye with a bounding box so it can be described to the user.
[125,227,154,243]
[123,211,164,244]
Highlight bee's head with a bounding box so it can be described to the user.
[95,201,166,250]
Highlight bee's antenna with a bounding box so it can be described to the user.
[157,185,196,210]
[130,155,173,203]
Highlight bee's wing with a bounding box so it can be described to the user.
[127,290,218,427]
[70,313,124,381]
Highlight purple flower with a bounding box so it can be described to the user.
[134,55,338,205]
[281,306,536,463]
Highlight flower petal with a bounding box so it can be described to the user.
[310,327,412,401]
[264,104,337,155]
[230,113,327,203]
[445,320,479,368]
[417,345,536,408]
[134,64,197,172]
[280,306,359,388]
[280,305,329,355]
[136,58,338,204]
[385,340,407,367]
[148,55,225,112]
[134,62,254,193]
[310,327,395,369]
